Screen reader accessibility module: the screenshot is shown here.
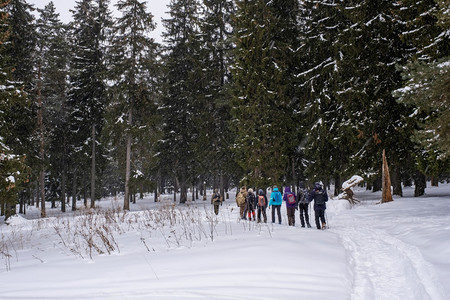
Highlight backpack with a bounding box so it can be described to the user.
[213,193,221,203]
[314,189,326,204]
[236,192,246,206]
[247,193,255,206]
[257,195,266,207]
[287,193,296,205]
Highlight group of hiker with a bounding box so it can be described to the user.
[211,182,329,230]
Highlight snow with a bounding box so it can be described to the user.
[1,183,449,299]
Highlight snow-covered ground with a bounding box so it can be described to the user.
[1,183,449,299]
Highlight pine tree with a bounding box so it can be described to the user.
[159,0,203,203]
[197,0,235,197]
[108,0,159,210]
[4,0,35,156]
[296,0,352,192]
[35,2,71,211]
[67,0,112,209]
[0,0,30,220]
[232,0,300,187]
[334,0,413,193]
[394,0,449,188]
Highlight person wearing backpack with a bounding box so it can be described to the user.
[236,186,248,220]
[256,189,268,223]
[269,186,282,224]
[297,187,311,228]
[283,186,297,226]
[211,188,222,215]
[246,188,257,221]
[308,182,329,230]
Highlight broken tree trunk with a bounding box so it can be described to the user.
[381,149,393,203]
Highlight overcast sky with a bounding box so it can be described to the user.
[28,0,170,42]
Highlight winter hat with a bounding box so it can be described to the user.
[314,182,322,189]
[258,189,264,195]
[248,188,253,193]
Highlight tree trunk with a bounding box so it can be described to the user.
[72,170,77,211]
[61,156,66,213]
[381,149,393,203]
[334,173,341,197]
[124,108,132,211]
[431,176,439,187]
[372,176,382,192]
[90,124,96,208]
[203,180,207,201]
[414,171,426,197]
[391,164,403,197]
[220,172,225,201]
[83,175,87,207]
[180,173,187,203]
[37,63,46,218]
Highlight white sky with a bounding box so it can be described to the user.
[28,0,170,42]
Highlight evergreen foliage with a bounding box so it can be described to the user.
[35,2,71,210]
[0,0,30,220]
[232,0,299,188]
[159,0,203,203]
[107,0,159,209]
[197,0,236,194]
[4,0,450,219]
[394,0,450,184]
[67,0,112,208]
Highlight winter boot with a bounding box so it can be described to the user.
[322,222,327,230]
[307,222,311,228]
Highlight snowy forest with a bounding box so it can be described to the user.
[0,0,448,220]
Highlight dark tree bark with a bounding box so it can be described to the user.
[414,171,426,197]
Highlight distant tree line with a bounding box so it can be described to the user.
[0,0,448,219]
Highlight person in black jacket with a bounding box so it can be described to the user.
[308,182,328,229]
[297,187,311,228]
[246,188,257,221]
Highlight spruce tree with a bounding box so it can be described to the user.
[232,0,300,188]
[36,2,71,211]
[0,0,30,220]
[107,0,159,209]
[394,0,449,188]
[334,0,412,193]
[67,0,112,209]
[159,0,203,203]
[296,0,352,192]
[197,0,235,197]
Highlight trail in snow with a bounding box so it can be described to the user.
[329,188,448,300]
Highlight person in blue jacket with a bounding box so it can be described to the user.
[309,182,329,229]
[269,186,282,224]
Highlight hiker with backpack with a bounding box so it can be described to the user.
[236,186,248,220]
[309,182,329,230]
[283,186,297,226]
[269,186,282,224]
[256,189,268,223]
[211,188,222,215]
[246,188,257,221]
[297,186,312,228]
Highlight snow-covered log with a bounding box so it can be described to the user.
[338,175,364,204]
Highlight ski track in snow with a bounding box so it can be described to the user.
[334,215,446,300]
